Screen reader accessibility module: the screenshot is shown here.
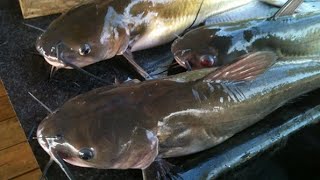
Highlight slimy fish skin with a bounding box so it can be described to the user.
[172,11,320,69]
[37,53,320,177]
[36,0,252,71]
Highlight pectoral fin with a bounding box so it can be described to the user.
[142,159,182,180]
[204,51,277,82]
[262,0,303,19]
[123,50,153,80]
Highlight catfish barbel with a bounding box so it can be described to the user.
[37,52,320,179]
[35,0,254,79]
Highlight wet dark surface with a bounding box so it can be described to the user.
[0,1,319,180]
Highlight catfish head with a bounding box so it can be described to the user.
[36,1,130,68]
[37,85,160,170]
[172,26,247,70]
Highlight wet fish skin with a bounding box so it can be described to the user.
[37,56,320,172]
[172,12,320,69]
[36,0,252,69]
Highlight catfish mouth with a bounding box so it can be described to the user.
[36,37,82,69]
[173,49,194,70]
[37,131,92,168]
[43,56,70,69]
[63,157,92,168]
[40,47,95,69]
[36,43,70,69]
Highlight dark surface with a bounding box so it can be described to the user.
[0,1,320,180]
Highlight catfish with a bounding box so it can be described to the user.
[37,52,320,179]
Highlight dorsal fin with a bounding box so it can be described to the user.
[204,51,277,82]
[269,0,304,20]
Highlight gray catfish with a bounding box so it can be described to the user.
[36,0,255,79]
[205,0,320,25]
[172,5,320,69]
[37,51,320,179]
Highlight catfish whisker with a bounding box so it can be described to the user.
[182,0,204,35]
[173,55,188,70]
[40,140,75,180]
[28,92,53,113]
[50,66,59,79]
[72,82,81,88]
[156,64,172,69]
[28,122,37,141]
[173,50,183,57]
[55,42,109,84]
[173,33,183,39]
[0,41,8,46]
[62,59,110,84]
[171,61,178,65]
[170,64,184,69]
[33,136,62,140]
[50,149,75,180]
[40,157,54,180]
[23,22,45,32]
[185,61,192,71]
[150,69,169,76]
[156,61,178,69]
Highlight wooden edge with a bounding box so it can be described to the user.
[0,79,42,179]
[0,142,41,179]
[0,80,7,97]
[0,96,17,122]
[18,0,27,18]
[11,168,42,180]
[19,0,91,19]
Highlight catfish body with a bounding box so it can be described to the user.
[36,0,252,69]
[204,0,320,25]
[172,12,320,69]
[37,54,320,173]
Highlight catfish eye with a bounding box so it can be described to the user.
[79,44,91,55]
[199,55,216,67]
[79,148,94,160]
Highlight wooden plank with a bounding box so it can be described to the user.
[19,0,91,19]
[11,168,42,180]
[0,81,7,97]
[0,142,40,179]
[0,117,27,151]
[0,79,42,178]
[0,96,16,122]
